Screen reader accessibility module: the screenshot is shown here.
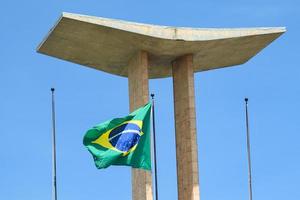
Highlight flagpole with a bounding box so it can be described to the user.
[245,98,253,200]
[51,88,58,200]
[151,94,159,200]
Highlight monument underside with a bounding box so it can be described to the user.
[37,12,285,78]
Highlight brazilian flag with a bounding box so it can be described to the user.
[83,103,152,170]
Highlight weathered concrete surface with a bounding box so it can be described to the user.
[37,12,285,78]
[172,55,200,200]
[128,51,153,200]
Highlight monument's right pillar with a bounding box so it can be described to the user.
[172,54,200,200]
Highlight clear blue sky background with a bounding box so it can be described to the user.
[1,0,299,200]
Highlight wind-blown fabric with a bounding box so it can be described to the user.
[83,103,152,170]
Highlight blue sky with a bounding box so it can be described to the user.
[1,0,299,200]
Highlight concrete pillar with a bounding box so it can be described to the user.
[172,54,200,200]
[128,50,153,200]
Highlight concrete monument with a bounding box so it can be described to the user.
[37,12,285,200]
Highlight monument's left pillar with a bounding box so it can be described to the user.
[128,50,153,200]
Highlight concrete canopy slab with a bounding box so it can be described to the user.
[37,12,285,78]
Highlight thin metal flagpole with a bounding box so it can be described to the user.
[150,94,159,200]
[51,88,58,200]
[245,98,253,200]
